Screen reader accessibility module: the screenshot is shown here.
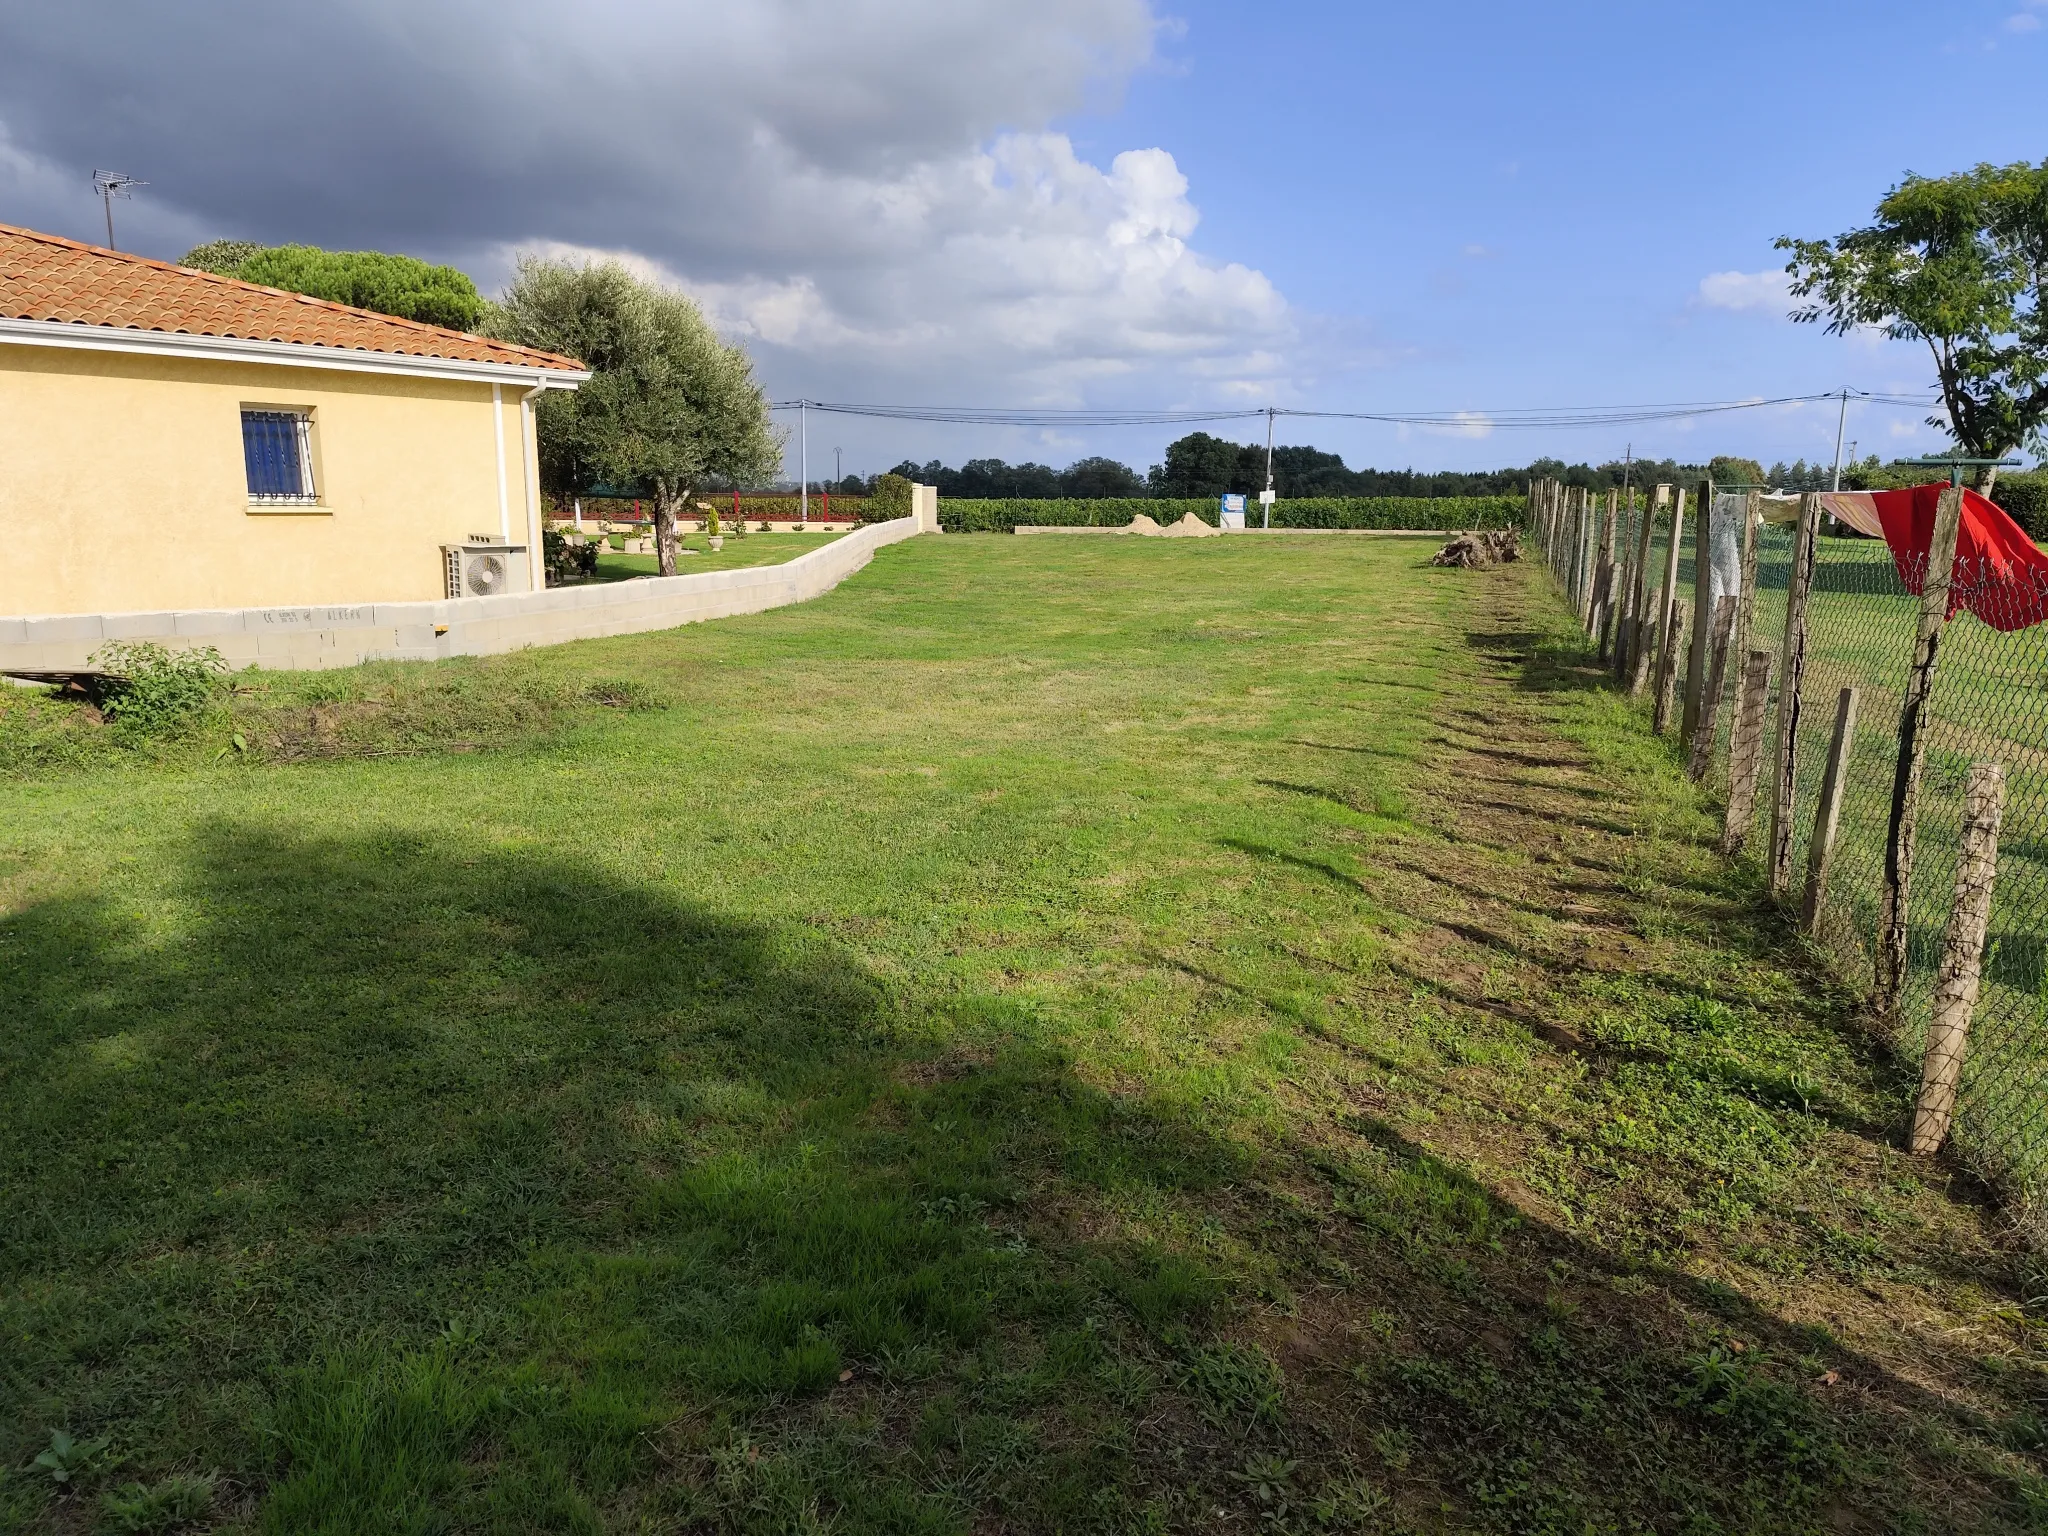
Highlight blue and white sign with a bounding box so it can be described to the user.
[1219,493,1246,529]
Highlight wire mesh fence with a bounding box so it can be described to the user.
[1527,477,2048,1235]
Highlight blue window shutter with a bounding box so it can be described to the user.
[242,410,306,498]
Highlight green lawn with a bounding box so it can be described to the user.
[588,527,846,582]
[4,538,2046,1533]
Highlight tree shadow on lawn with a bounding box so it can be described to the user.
[0,821,1240,1532]
[0,823,2041,1532]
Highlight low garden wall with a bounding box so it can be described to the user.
[2,517,922,675]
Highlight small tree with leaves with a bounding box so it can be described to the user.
[487,258,782,575]
[1779,160,2048,493]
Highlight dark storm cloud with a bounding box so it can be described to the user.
[0,2,1304,466]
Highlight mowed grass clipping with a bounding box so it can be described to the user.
[3,536,2046,1534]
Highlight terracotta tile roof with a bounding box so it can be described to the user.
[0,222,585,372]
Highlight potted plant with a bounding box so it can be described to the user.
[706,503,723,551]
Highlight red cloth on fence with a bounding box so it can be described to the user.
[1870,483,2048,633]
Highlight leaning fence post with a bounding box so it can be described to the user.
[1877,485,1968,1011]
[1688,594,1737,782]
[1909,760,2006,1155]
[1800,686,1861,934]
[1766,492,1824,897]
[1723,649,1774,855]
[1682,478,1715,745]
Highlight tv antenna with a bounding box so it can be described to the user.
[92,170,146,249]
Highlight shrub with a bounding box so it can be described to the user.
[179,243,486,331]
[542,528,599,585]
[89,642,226,738]
[864,473,914,524]
[1991,472,2048,540]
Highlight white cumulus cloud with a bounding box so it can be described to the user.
[0,1,1297,414]
[1697,269,1794,314]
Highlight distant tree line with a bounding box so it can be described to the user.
[859,433,1711,501]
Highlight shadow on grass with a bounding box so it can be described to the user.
[0,814,2037,1531]
[0,822,1238,1532]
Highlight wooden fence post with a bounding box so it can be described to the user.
[1611,488,1632,678]
[1731,491,1761,669]
[1579,488,1600,628]
[1620,487,1659,682]
[1571,486,1589,613]
[1766,493,1824,897]
[1633,485,1681,698]
[1682,479,1715,746]
[1909,760,2006,1154]
[1688,594,1737,781]
[1654,600,1688,734]
[1723,649,1774,855]
[1877,485,1969,1011]
[1594,489,1619,659]
[1800,686,1861,934]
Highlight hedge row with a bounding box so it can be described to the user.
[937,495,1526,534]
[1991,475,2048,540]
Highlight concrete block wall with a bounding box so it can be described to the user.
[2,516,921,674]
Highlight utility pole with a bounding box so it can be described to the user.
[799,400,808,524]
[834,446,842,488]
[91,170,146,249]
[1261,406,1276,530]
[1830,388,1851,491]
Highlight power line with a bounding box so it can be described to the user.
[769,392,1942,431]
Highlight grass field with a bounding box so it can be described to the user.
[5,537,2048,1533]
[588,528,845,582]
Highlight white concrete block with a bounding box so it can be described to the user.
[172,610,249,637]
[98,612,182,642]
[22,614,106,645]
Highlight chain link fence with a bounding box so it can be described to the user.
[1528,480,2048,1234]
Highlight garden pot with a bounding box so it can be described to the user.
[708,536,724,550]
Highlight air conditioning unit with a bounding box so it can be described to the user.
[442,539,530,599]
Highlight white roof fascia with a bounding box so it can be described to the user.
[0,315,590,387]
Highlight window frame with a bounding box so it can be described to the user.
[240,405,323,510]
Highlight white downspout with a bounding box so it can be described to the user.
[492,381,510,543]
[520,377,547,590]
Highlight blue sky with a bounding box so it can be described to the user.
[2,0,2042,480]
[1046,0,2048,475]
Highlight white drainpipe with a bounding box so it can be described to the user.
[520,377,548,590]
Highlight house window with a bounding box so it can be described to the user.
[241,409,317,503]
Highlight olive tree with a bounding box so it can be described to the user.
[488,258,782,575]
[1779,160,2048,493]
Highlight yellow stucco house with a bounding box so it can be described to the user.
[0,223,589,618]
